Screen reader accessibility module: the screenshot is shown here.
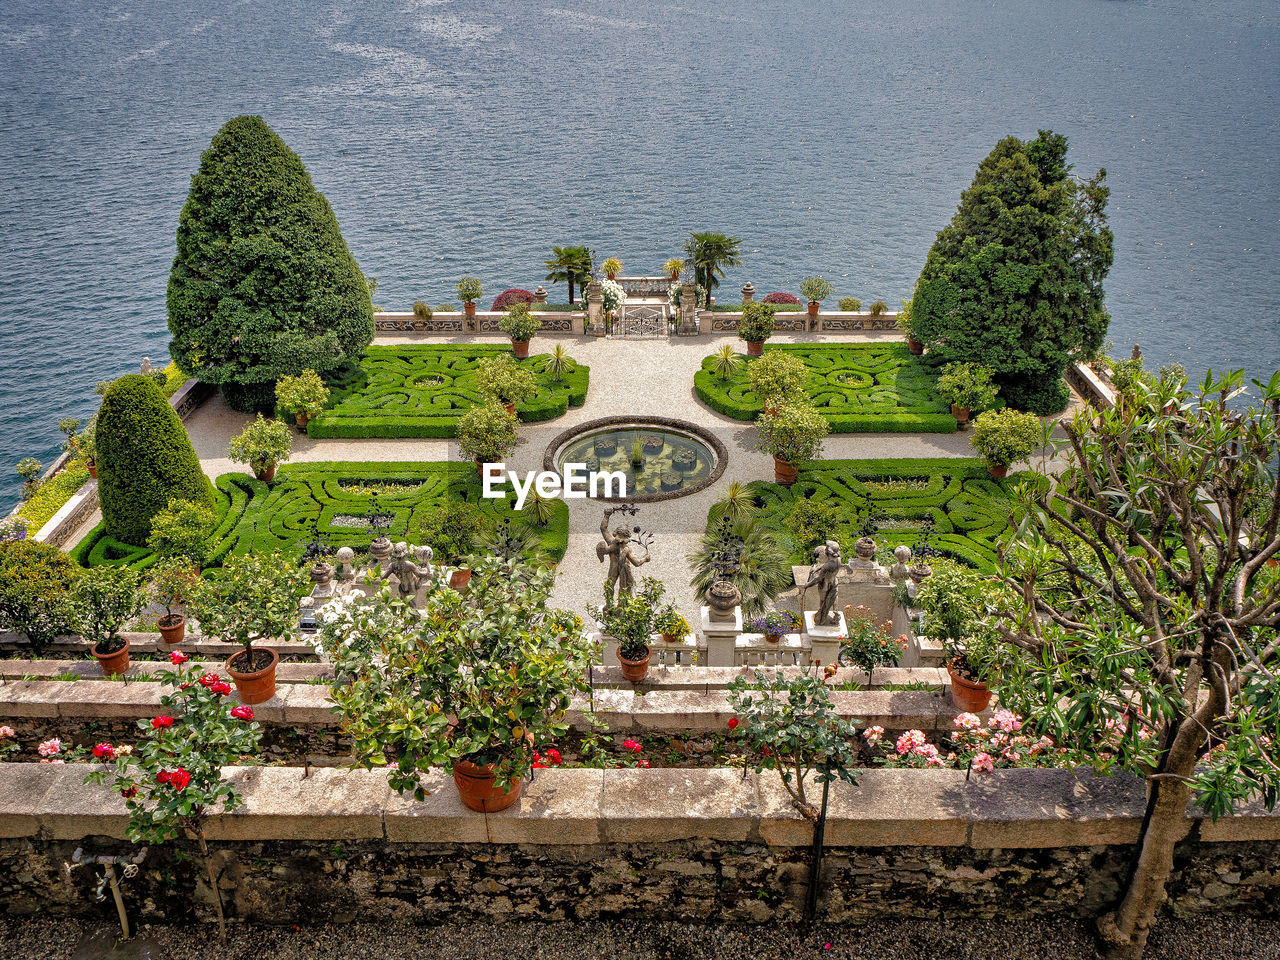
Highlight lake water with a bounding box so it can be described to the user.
[1,0,1277,507]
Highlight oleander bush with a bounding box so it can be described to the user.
[72,461,568,571]
[695,343,957,433]
[708,457,1020,571]
[490,288,536,311]
[307,345,589,439]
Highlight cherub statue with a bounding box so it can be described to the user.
[803,540,847,627]
[596,505,650,604]
[382,541,428,606]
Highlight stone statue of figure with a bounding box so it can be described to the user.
[596,507,649,603]
[382,542,427,605]
[804,540,846,627]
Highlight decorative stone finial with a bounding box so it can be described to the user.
[741,282,755,304]
[889,545,912,582]
[140,357,153,375]
[534,286,548,303]
[854,536,877,562]
[370,536,392,563]
[335,546,356,581]
[706,579,741,622]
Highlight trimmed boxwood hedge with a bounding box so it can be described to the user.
[308,345,589,439]
[73,461,568,571]
[95,374,216,546]
[695,343,957,434]
[713,457,1019,572]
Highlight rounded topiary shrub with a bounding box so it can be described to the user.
[762,292,801,305]
[96,374,216,546]
[491,288,536,311]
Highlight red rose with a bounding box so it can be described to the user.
[120,786,138,800]
[198,673,219,688]
[169,651,188,665]
[156,771,171,785]
[230,706,254,721]
[638,759,651,768]
[727,718,740,731]
[532,761,547,769]
[211,681,232,697]
[168,768,191,792]
[92,743,115,760]
[622,738,641,753]
[151,716,174,730]
[545,748,562,765]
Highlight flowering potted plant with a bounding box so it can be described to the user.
[600,277,626,331]
[749,609,801,643]
[602,257,622,280]
[727,669,859,820]
[839,604,907,687]
[664,257,685,281]
[85,653,262,944]
[72,566,145,676]
[228,414,292,482]
[654,607,690,644]
[747,351,809,414]
[190,550,309,704]
[798,276,833,321]
[458,402,519,475]
[149,557,201,644]
[935,362,998,426]
[737,302,777,357]
[755,400,829,485]
[329,558,593,812]
[592,578,669,684]
[456,276,484,323]
[275,369,330,430]
[476,353,537,415]
[498,302,542,358]
[970,408,1040,478]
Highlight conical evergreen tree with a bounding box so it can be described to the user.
[910,131,1113,414]
[167,115,374,412]
[96,375,216,546]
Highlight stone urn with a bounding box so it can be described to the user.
[854,536,877,563]
[370,536,393,568]
[908,562,933,585]
[706,579,741,622]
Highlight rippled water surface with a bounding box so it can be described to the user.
[1,0,1277,506]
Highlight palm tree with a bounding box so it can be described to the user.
[683,231,742,308]
[543,245,594,305]
[688,515,791,618]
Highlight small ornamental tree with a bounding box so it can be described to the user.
[190,550,309,671]
[727,669,860,820]
[228,415,292,481]
[275,370,330,424]
[149,557,201,629]
[458,402,519,466]
[839,605,906,687]
[146,497,217,566]
[756,401,829,465]
[798,276,833,306]
[85,654,262,944]
[475,354,537,407]
[497,302,542,343]
[988,370,1280,960]
[970,408,1040,470]
[70,566,146,657]
[737,302,777,344]
[96,374,215,546]
[747,351,809,408]
[456,276,483,305]
[0,540,79,655]
[911,130,1113,414]
[936,362,999,412]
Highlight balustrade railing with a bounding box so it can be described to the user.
[616,276,673,299]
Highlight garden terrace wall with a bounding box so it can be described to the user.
[1,765,1277,925]
[374,311,580,334]
[701,310,900,335]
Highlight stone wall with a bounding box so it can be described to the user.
[374,312,578,335]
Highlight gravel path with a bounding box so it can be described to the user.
[4,916,1278,960]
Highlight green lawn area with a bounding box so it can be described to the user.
[695,343,957,433]
[715,458,1018,572]
[73,462,568,570]
[308,345,589,439]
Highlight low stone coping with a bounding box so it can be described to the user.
[1,763,1272,847]
[590,665,949,691]
[0,632,319,659]
[0,659,333,683]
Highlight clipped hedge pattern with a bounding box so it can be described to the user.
[722,458,1017,571]
[73,462,569,570]
[695,343,957,434]
[308,346,589,439]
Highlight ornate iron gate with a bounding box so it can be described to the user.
[612,304,667,339]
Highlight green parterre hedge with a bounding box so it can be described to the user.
[695,343,957,433]
[72,462,568,570]
[720,458,1020,571]
[308,345,589,439]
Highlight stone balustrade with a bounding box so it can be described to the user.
[615,276,672,299]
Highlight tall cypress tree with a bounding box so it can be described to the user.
[167,115,374,412]
[911,131,1113,414]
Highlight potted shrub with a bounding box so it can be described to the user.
[737,301,777,358]
[593,578,669,684]
[146,497,217,567]
[914,562,997,711]
[0,540,79,656]
[655,607,690,644]
[664,257,685,281]
[228,414,292,482]
[476,353,537,415]
[458,402,519,474]
[936,362,998,426]
[275,370,330,430]
[190,550,309,704]
[328,558,593,812]
[898,299,923,354]
[837,296,862,312]
[498,302,542,359]
[456,276,483,323]
[869,300,888,317]
[798,276,834,320]
[150,557,201,644]
[410,500,484,589]
[602,258,622,280]
[756,401,829,485]
[749,609,801,643]
[77,422,98,478]
[72,566,146,677]
[840,604,907,687]
[85,656,262,944]
[970,408,1040,478]
[747,351,809,414]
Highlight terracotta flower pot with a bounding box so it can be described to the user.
[226,647,280,705]
[92,637,130,677]
[746,340,764,358]
[157,613,186,645]
[255,464,277,483]
[907,336,924,356]
[660,632,681,645]
[86,460,98,479]
[618,646,651,683]
[511,339,530,359]
[504,402,517,417]
[773,456,798,485]
[764,633,783,644]
[987,463,1009,480]
[951,404,971,426]
[295,411,309,429]
[948,659,993,713]
[450,568,472,590]
[464,302,476,319]
[453,760,523,813]
[807,301,820,317]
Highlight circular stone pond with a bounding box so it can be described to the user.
[544,416,727,502]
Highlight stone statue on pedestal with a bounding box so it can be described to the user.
[382,542,428,606]
[596,505,650,603]
[803,540,846,626]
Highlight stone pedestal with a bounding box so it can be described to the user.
[804,610,846,667]
[678,280,698,336]
[741,282,755,305]
[701,605,742,667]
[534,286,548,304]
[586,281,605,337]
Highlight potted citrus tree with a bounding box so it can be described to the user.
[329,557,593,812]
[593,578,669,684]
[798,276,833,321]
[150,557,201,644]
[914,562,1000,712]
[970,408,1040,478]
[737,301,777,358]
[458,402,519,475]
[228,414,292,482]
[936,362,998,427]
[275,370,329,430]
[72,566,145,676]
[190,550,309,704]
[498,302,542,359]
[747,351,809,414]
[756,400,828,485]
[476,353,537,416]
[457,276,483,323]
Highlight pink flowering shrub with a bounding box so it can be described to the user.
[491,288,536,311]
[761,292,802,305]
